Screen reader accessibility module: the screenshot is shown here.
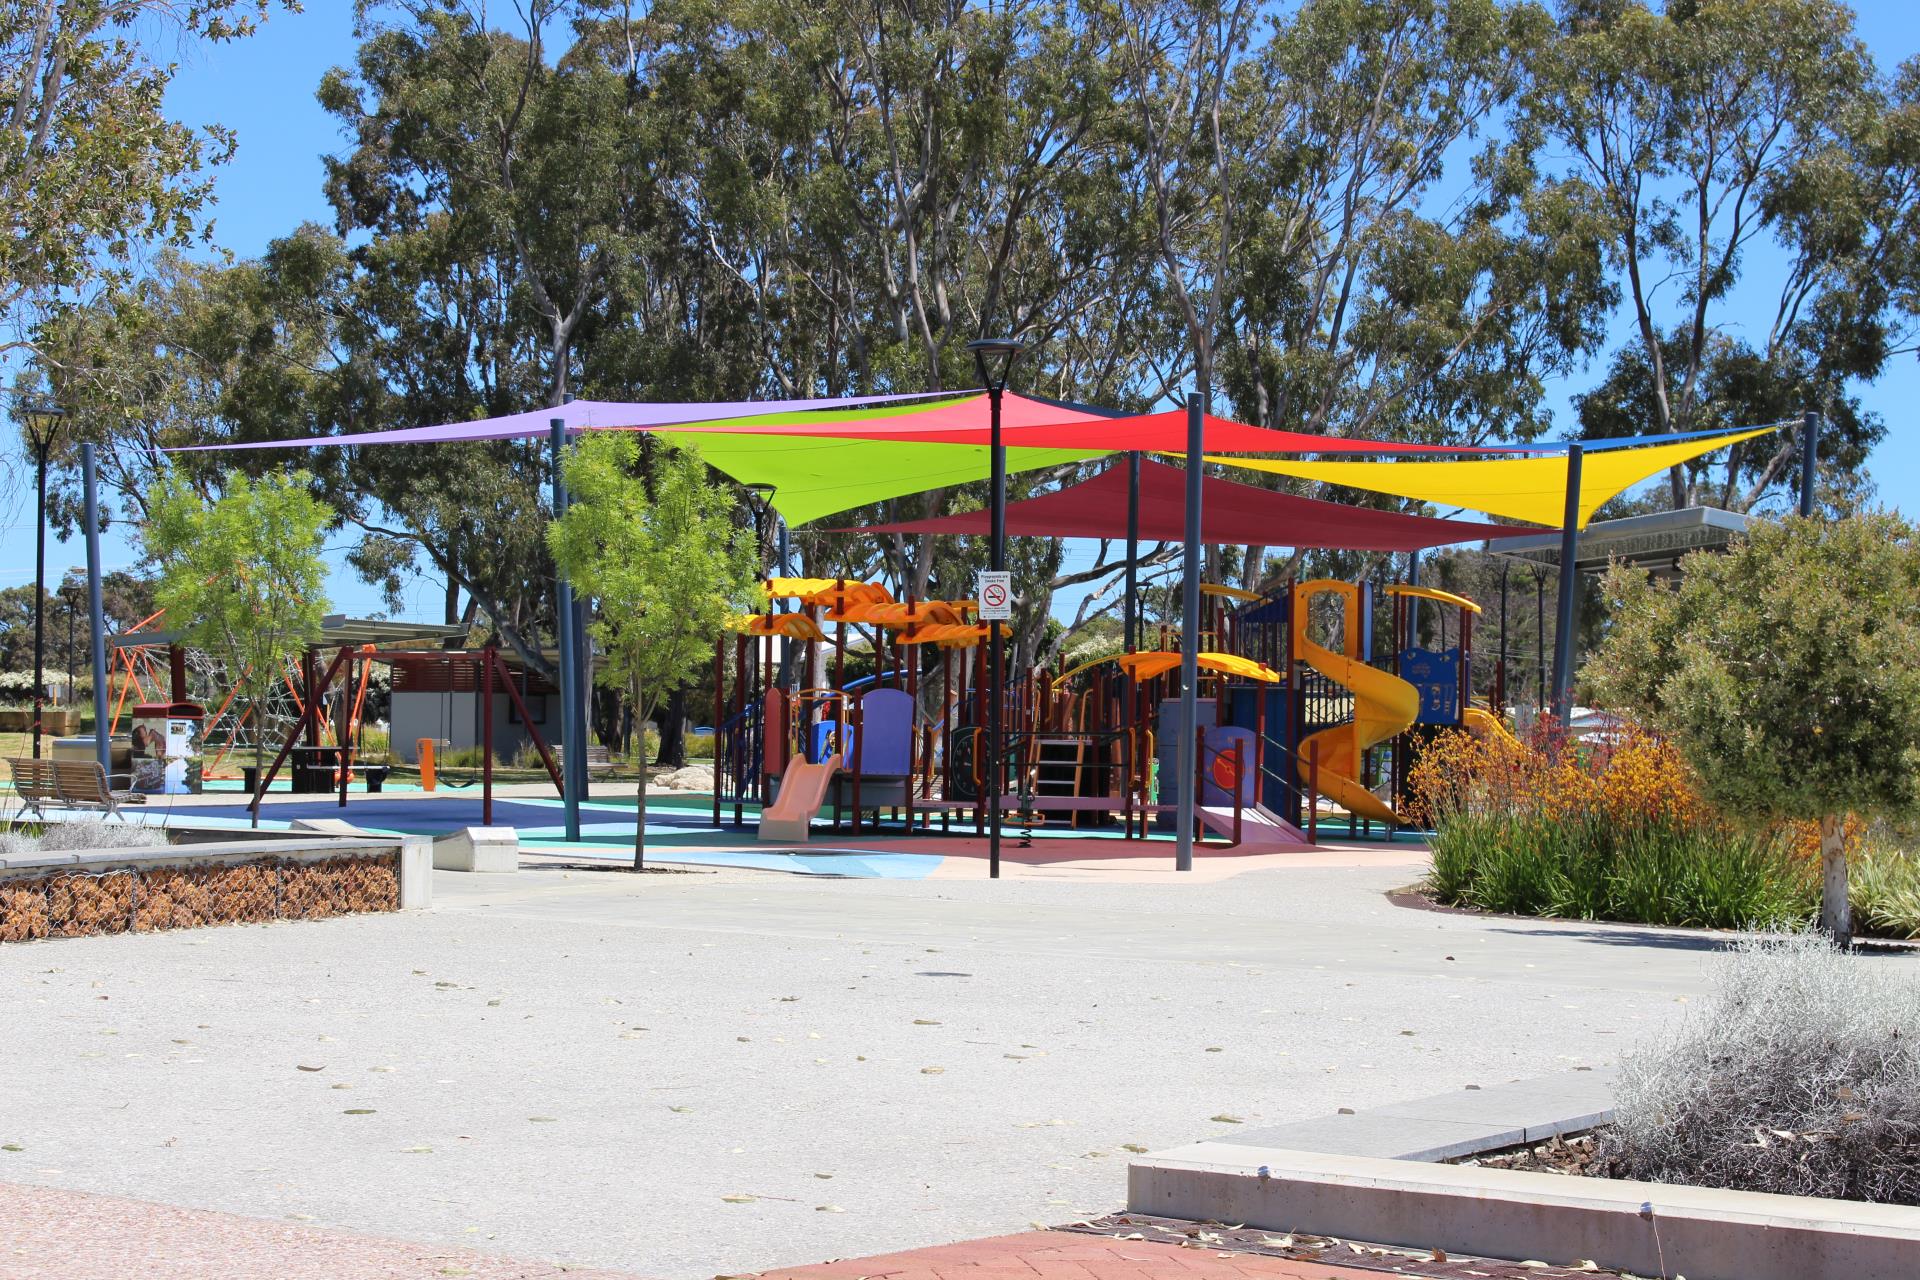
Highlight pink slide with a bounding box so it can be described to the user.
[758,753,842,843]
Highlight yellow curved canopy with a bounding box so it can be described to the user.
[1384,584,1483,615]
[860,600,968,629]
[728,613,830,641]
[894,623,988,648]
[1115,650,1282,684]
[1206,427,1775,529]
[1199,583,1265,603]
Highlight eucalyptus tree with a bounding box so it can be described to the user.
[0,0,296,352]
[1533,0,1918,511]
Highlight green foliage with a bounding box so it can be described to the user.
[144,470,330,776]
[1587,514,1920,827]
[0,569,154,671]
[1587,512,1920,941]
[1851,845,1920,940]
[0,2,296,343]
[1429,811,1814,929]
[1534,0,1915,512]
[548,433,756,863]
[550,434,758,719]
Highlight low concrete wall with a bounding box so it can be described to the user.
[1130,1144,1920,1280]
[1129,1071,1920,1280]
[0,833,432,941]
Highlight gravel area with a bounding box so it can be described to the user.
[0,859,1801,1278]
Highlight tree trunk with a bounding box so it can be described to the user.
[251,697,264,830]
[632,674,647,872]
[1819,813,1850,948]
[654,685,687,767]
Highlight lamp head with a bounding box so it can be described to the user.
[21,400,64,446]
[966,337,1025,391]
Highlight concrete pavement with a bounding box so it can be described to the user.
[0,857,1816,1277]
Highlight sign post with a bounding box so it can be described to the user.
[977,572,1013,622]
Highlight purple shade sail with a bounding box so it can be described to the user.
[164,389,976,452]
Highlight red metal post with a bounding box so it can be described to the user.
[482,644,495,825]
[1307,737,1320,846]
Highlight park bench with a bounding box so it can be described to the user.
[554,743,615,774]
[7,757,143,819]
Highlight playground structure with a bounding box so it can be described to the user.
[709,567,1523,850]
[101,382,1793,873]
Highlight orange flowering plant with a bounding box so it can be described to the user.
[1409,716,1816,928]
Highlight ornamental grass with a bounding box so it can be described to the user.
[1409,723,1816,930]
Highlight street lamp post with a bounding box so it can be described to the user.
[22,401,65,759]
[967,338,1025,880]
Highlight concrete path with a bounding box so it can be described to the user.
[0,1180,643,1279]
[0,857,1845,1278]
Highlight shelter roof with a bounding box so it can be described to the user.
[1488,506,1753,574]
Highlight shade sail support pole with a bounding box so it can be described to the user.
[83,443,111,774]
[987,382,1005,881]
[1550,443,1584,729]
[551,418,583,841]
[1176,395,1204,873]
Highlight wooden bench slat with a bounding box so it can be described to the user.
[7,756,142,816]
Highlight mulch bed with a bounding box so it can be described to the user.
[1451,1129,1629,1179]
[1053,1214,1629,1279]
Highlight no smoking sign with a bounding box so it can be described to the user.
[977,570,1013,621]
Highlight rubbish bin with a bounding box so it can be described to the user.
[129,702,205,795]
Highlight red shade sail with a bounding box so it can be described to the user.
[665,393,1518,454]
[844,459,1531,552]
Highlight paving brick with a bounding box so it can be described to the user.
[754,1232,1395,1280]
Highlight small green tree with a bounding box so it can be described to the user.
[145,470,330,825]
[1586,514,1920,945]
[548,435,757,869]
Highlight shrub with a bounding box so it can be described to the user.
[1851,844,1920,940]
[1586,513,1920,945]
[35,819,164,852]
[355,726,391,759]
[1412,724,1814,929]
[1607,933,1920,1205]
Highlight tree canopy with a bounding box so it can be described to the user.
[547,431,757,866]
[1585,513,1920,944]
[16,0,1920,686]
[144,469,330,818]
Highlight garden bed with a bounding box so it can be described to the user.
[0,829,430,942]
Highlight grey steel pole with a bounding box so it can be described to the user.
[1550,444,1584,728]
[987,382,1005,880]
[83,444,110,773]
[1175,393,1204,872]
[1405,548,1420,645]
[551,418,582,840]
[31,436,50,758]
[1799,410,1821,518]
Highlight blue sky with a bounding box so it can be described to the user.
[5,1,1918,622]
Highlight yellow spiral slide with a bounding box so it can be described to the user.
[1292,580,1419,826]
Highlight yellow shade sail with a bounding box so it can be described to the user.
[1205,427,1776,529]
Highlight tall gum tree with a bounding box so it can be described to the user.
[1533,0,1919,510]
